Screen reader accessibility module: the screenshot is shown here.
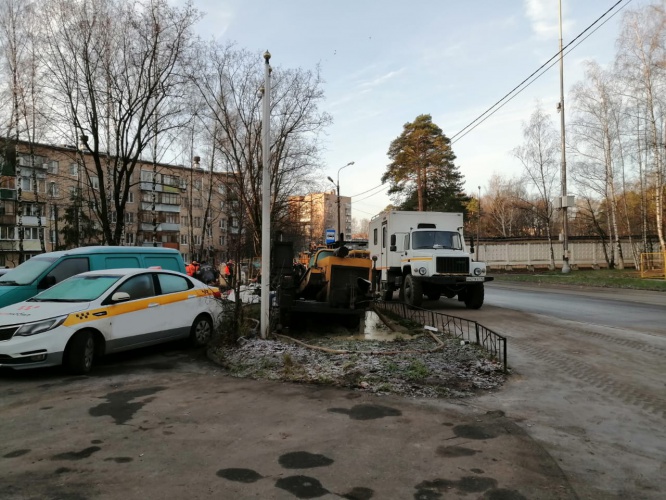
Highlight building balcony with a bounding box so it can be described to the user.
[140,222,180,232]
[140,202,181,213]
[21,216,47,226]
[0,214,16,225]
[0,189,16,200]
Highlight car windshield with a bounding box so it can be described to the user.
[0,256,57,286]
[29,275,122,302]
[412,231,462,250]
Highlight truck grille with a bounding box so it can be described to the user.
[436,257,469,274]
[0,326,19,341]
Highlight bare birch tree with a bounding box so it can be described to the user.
[616,3,666,251]
[513,103,559,269]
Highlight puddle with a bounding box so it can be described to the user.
[348,311,410,341]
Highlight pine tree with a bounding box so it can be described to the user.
[382,114,468,212]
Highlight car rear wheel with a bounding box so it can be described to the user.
[64,331,95,374]
[190,315,213,347]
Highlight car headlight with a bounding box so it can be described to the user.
[474,268,482,276]
[15,315,68,337]
[418,267,427,275]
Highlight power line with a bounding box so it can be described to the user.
[450,0,633,144]
[353,184,390,203]
[350,182,386,198]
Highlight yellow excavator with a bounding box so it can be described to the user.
[273,241,374,329]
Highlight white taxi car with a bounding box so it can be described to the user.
[0,268,223,374]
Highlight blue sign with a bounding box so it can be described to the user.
[325,228,336,244]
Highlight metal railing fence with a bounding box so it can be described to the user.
[374,301,508,373]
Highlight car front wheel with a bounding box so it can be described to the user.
[64,331,95,374]
[190,315,213,347]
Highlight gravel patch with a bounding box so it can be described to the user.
[208,331,506,399]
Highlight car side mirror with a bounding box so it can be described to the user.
[469,236,475,254]
[111,292,131,302]
[38,275,56,290]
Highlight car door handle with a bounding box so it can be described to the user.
[188,294,196,299]
[148,303,160,308]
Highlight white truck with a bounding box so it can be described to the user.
[368,210,493,309]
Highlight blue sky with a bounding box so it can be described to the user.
[185,0,643,221]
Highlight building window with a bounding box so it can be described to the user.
[125,233,135,245]
[125,212,135,224]
[193,197,202,208]
[219,219,226,229]
[165,213,178,224]
[180,216,188,227]
[0,226,15,240]
[47,161,59,174]
[194,179,202,190]
[91,176,100,190]
[193,217,202,228]
[48,182,59,197]
[141,170,156,182]
[160,193,180,205]
[193,234,202,245]
[69,163,78,176]
[127,191,134,203]
[180,234,188,245]
[220,200,225,209]
[219,235,225,246]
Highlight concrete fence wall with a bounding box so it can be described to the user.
[476,239,642,270]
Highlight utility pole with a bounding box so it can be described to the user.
[558,0,571,273]
[260,50,271,340]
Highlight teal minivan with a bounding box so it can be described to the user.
[0,246,186,309]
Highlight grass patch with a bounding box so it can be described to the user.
[493,268,666,292]
[405,360,431,381]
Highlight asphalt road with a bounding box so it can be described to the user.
[430,281,666,499]
[484,281,666,334]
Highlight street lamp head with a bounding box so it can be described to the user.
[327,176,335,185]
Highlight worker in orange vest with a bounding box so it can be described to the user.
[186,261,198,277]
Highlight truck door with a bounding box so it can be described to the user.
[380,222,388,270]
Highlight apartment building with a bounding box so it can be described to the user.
[288,190,352,249]
[0,140,234,267]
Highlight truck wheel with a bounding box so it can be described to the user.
[403,274,423,308]
[464,284,485,309]
[64,330,95,374]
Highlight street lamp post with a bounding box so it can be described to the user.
[327,161,354,243]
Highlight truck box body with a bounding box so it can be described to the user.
[368,210,492,309]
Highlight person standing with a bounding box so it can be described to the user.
[186,261,198,277]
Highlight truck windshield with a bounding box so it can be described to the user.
[412,231,462,250]
[0,256,58,286]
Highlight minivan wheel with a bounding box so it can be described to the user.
[190,315,213,347]
[64,331,95,374]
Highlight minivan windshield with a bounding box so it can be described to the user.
[0,256,57,286]
[412,231,462,250]
[29,275,122,302]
